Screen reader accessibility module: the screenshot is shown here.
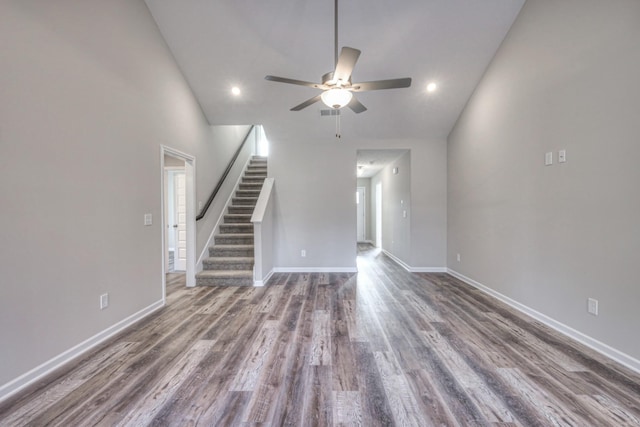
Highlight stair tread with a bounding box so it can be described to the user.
[211,244,254,249]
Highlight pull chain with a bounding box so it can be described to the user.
[335,111,341,139]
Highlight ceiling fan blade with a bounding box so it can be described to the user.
[347,96,367,114]
[351,77,412,92]
[333,47,361,83]
[290,94,322,111]
[265,75,324,89]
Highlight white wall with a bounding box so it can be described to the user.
[379,152,412,262]
[448,0,640,363]
[0,0,245,397]
[269,135,447,271]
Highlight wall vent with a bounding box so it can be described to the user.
[320,109,341,117]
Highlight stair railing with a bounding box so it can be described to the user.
[196,125,255,221]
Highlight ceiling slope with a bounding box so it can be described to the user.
[145,0,524,141]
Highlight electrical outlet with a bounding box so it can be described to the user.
[457,253,461,262]
[301,249,306,258]
[144,213,152,226]
[100,293,109,310]
[587,298,598,316]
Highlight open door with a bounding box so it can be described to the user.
[161,146,196,295]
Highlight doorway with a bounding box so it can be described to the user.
[165,168,187,272]
[161,146,196,294]
[375,182,382,248]
[356,187,366,242]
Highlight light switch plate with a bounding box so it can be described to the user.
[558,149,566,163]
[144,213,152,226]
[545,152,553,166]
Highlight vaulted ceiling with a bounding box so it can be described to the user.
[145,0,524,141]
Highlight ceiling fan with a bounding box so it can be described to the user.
[265,0,412,114]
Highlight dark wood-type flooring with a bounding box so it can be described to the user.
[2,244,640,426]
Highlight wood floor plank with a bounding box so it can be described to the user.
[333,390,363,426]
[2,246,640,426]
[310,310,332,366]
[373,351,425,427]
[0,342,135,426]
[114,339,216,426]
[230,320,279,391]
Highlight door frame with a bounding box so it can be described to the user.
[375,182,382,248]
[161,146,196,294]
[356,186,366,242]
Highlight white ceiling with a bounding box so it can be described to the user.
[145,0,524,142]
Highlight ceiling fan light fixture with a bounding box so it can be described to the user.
[321,88,353,109]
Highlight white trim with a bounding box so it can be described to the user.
[0,300,164,403]
[273,267,358,273]
[254,269,274,287]
[161,146,196,288]
[197,157,253,271]
[251,178,274,223]
[409,267,448,273]
[382,250,411,271]
[447,269,640,374]
[381,250,446,273]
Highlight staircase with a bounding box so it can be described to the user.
[196,156,267,286]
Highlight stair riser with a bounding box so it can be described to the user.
[235,190,260,198]
[239,181,263,186]
[242,175,264,185]
[228,206,254,214]
[245,171,267,176]
[203,260,254,270]
[232,198,258,206]
[224,215,251,224]
[209,247,254,257]
[220,224,253,233]
[197,277,253,287]
[215,235,254,245]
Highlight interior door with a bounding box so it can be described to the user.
[357,187,366,242]
[174,172,187,271]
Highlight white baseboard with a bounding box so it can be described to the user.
[382,250,446,273]
[0,300,164,403]
[254,269,274,287]
[447,269,640,374]
[273,267,358,273]
[409,267,448,273]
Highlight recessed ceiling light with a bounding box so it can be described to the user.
[231,86,241,96]
[426,82,437,93]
